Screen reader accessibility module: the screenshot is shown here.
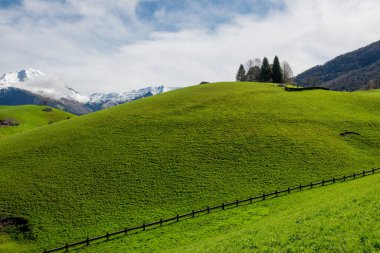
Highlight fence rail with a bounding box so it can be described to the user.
[43,167,380,253]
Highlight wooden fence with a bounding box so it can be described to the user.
[43,167,380,252]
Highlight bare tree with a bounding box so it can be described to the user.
[281,61,293,84]
[368,79,380,90]
[243,58,263,82]
[245,59,255,71]
[253,58,262,68]
[245,58,262,71]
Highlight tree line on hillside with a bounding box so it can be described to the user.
[236,56,293,84]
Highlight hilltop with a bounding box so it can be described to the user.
[0,105,75,138]
[0,82,379,252]
[295,40,380,91]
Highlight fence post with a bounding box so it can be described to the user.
[287,188,290,194]
[299,185,302,191]
[86,237,89,246]
[236,200,239,206]
[160,219,163,226]
[310,183,313,189]
[143,223,146,231]
[222,203,225,210]
[125,227,128,234]
[343,175,346,181]
[65,243,68,251]
[106,232,109,240]
[250,197,253,204]
[332,178,335,183]
[192,210,195,218]
[275,190,278,197]
[207,206,210,214]
[176,214,179,221]
[354,173,356,179]
[322,180,324,186]
[262,193,266,200]
[373,168,375,174]
[362,170,365,176]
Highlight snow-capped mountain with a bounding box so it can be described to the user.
[88,86,179,110]
[0,68,89,103]
[0,68,180,114]
[0,68,44,85]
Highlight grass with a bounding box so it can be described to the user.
[0,234,32,253]
[0,82,379,252]
[0,105,75,138]
[70,173,380,253]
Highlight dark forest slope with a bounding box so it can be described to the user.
[295,40,380,91]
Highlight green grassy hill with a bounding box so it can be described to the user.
[68,173,380,253]
[0,83,379,252]
[0,105,75,138]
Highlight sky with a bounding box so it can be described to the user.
[0,0,380,94]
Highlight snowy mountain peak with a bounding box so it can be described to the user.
[88,85,179,107]
[0,68,45,86]
[0,68,89,103]
[17,68,45,81]
[86,85,180,110]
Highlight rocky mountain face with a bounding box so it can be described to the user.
[295,40,380,91]
[0,68,179,114]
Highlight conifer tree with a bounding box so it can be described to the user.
[260,57,271,82]
[236,64,246,81]
[272,56,283,83]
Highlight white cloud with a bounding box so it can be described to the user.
[19,75,67,99]
[0,0,380,94]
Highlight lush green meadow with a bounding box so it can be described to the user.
[0,83,379,252]
[72,173,380,253]
[0,105,74,138]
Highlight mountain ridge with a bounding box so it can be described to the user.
[87,86,179,110]
[0,68,179,114]
[294,40,380,90]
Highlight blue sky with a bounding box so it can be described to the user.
[135,0,286,31]
[0,0,21,8]
[0,0,285,31]
[0,0,379,93]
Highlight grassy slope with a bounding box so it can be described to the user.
[0,105,75,138]
[0,83,379,252]
[74,173,380,253]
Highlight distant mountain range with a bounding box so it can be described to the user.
[88,86,177,111]
[295,40,380,91]
[0,68,179,114]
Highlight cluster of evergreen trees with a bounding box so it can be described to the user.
[236,56,293,84]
